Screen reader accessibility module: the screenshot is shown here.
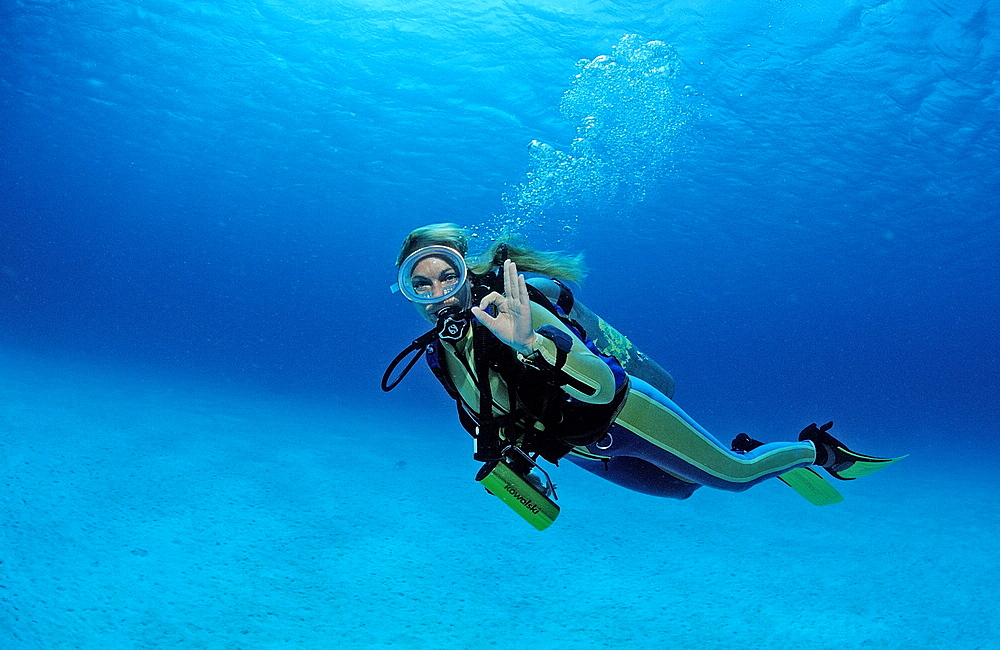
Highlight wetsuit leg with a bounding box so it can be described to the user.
[566,452,700,499]
[577,377,817,493]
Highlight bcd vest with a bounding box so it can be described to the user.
[425,277,629,464]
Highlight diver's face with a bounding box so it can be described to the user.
[410,255,469,323]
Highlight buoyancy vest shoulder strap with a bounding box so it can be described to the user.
[551,277,576,315]
[424,338,461,402]
[473,320,502,461]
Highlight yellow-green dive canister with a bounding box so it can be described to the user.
[476,458,560,531]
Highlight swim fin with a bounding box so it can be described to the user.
[778,467,844,506]
[799,421,906,481]
[822,449,906,480]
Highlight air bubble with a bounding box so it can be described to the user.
[492,34,698,241]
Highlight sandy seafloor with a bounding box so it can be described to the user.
[2,344,997,650]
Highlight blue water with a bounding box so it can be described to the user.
[2,1,999,647]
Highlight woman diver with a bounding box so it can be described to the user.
[382,223,903,530]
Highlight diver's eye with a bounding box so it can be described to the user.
[411,278,432,294]
[441,273,459,287]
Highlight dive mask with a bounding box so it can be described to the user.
[391,245,468,305]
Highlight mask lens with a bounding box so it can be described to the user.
[395,246,468,305]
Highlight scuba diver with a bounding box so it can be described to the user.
[382,223,904,530]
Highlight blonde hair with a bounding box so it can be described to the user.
[396,223,587,284]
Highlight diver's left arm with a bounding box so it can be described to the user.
[472,260,616,404]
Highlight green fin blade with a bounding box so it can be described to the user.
[830,451,907,480]
[778,467,845,506]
